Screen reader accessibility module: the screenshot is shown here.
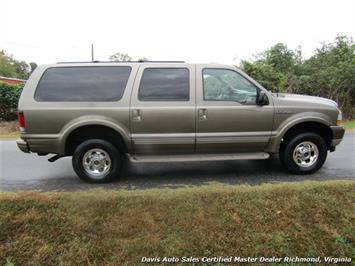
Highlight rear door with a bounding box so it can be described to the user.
[196,65,274,153]
[130,64,196,155]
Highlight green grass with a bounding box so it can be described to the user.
[0,181,354,265]
[344,120,355,129]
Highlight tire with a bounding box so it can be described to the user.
[72,139,122,183]
[280,132,327,175]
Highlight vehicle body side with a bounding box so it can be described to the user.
[17,62,344,157]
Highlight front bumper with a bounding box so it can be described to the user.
[16,139,30,153]
[330,125,345,151]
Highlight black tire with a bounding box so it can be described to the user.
[72,139,122,183]
[280,132,327,175]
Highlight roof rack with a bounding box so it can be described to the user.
[56,60,185,64]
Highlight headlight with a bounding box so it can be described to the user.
[336,110,343,126]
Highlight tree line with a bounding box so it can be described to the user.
[240,36,354,118]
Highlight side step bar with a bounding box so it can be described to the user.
[128,152,269,163]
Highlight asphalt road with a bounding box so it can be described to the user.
[0,133,354,191]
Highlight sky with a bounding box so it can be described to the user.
[0,0,354,65]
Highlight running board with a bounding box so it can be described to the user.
[128,152,269,163]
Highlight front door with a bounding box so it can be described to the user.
[196,65,274,153]
[130,64,196,155]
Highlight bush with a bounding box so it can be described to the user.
[0,82,23,121]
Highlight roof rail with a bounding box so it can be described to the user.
[56,60,185,64]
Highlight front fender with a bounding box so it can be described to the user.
[266,112,332,153]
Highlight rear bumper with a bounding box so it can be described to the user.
[330,126,345,151]
[16,139,30,153]
[17,134,64,155]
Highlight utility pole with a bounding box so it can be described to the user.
[91,44,94,62]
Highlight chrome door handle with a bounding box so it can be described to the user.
[198,108,207,120]
[132,109,142,121]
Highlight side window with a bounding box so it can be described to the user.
[138,68,189,101]
[203,69,258,104]
[35,66,131,102]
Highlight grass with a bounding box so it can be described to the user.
[344,120,355,130]
[0,181,354,265]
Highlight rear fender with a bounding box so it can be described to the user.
[58,115,131,154]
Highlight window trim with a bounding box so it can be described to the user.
[138,67,190,102]
[34,66,132,102]
[202,68,260,104]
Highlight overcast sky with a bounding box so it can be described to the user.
[0,0,354,65]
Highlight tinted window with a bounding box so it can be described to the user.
[35,66,131,102]
[203,69,258,104]
[138,68,189,101]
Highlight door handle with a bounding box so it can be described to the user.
[198,108,207,120]
[132,109,142,121]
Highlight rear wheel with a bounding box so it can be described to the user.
[280,132,327,174]
[72,139,122,183]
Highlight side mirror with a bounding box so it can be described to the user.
[257,91,269,106]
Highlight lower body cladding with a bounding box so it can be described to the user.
[131,132,269,155]
[16,135,62,155]
[128,152,270,163]
[16,139,63,162]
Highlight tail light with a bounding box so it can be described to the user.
[18,111,25,132]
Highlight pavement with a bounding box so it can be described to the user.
[0,133,354,191]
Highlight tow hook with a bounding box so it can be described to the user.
[48,155,63,162]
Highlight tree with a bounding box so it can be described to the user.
[297,36,355,117]
[0,50,35,79]
[109,52,132,62]
[0,50,17,77]
[29,62,38,73]
[13,60,30,79]
[240,59,286,92]
[264,43,296,73]
[239,36,354,118]
[239,43,296,92]
[137,57,149,62]
[109,52,149,62]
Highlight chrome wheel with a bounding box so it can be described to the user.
[82,148,111,179]
[292,141,319,168]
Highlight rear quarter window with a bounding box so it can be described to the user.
[138,68,190,101]
[35,66,131,102]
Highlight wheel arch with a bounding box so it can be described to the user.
[58,117,131,155]
[280,121,332,150]
[267,116,333,153]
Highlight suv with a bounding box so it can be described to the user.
[17,62,345,182]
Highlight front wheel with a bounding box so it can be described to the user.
[280,132,327,174]
[72,139,122,183]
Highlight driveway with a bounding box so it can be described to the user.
[0,132,354,191]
